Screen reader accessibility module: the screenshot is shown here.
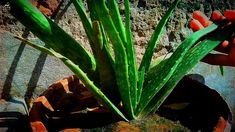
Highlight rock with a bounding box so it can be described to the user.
[30,0,63,17]
[0,98,27,115]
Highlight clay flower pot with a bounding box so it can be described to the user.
[29,75,232,131]
[157,76,232,132]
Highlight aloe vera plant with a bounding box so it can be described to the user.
[8,0,235,121]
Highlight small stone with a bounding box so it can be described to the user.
[137,31,145,37]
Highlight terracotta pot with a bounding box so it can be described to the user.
[29,75,232,131]
[158,75,232,132]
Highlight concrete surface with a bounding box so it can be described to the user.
[0,30,72,105]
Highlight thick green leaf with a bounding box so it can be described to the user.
[94,0,134,119]
[124,0,138,110]
[137,68,145,103]
[14,36,128,121]
[92,21,120,104]
[136,23,218,116]
[9,0,96,79]
[140,23,235,117]
[219,66,224,76]
[107,0,127,44]
[139,0,180,72]
[72,0,96,54]
[137,0,180,106]
[87,0,114,63]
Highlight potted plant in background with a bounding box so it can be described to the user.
[5,0,234,131]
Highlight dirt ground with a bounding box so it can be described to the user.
[1,0,233,64]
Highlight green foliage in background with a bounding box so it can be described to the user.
[8,0,235,121]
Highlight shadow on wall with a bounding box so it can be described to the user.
[1,29,48,108]
[1,0,72,107]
